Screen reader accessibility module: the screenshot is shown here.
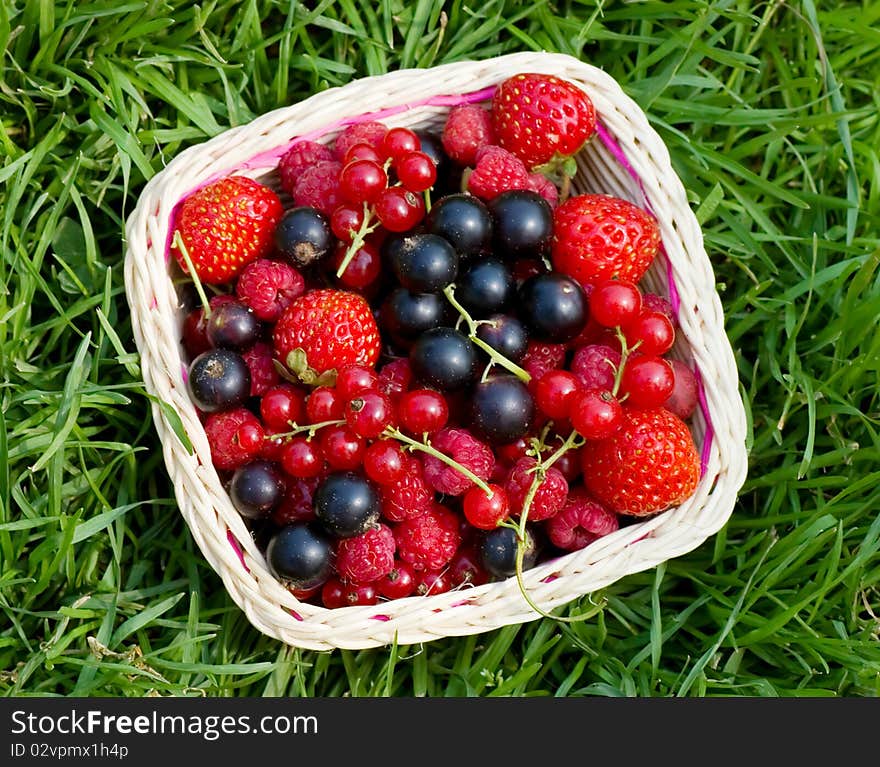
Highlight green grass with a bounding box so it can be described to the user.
[2,0,879,698]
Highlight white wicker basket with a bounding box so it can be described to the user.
[124,51,749,651]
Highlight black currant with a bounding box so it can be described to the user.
[409,327,479,392]
[480,525,538,579]
[187,348,251,412]
[455,257,515,316]
[266,522,333,590]
[488,189,554,260]
[518,272,587,343]
[475,314,529,364]
[229,460,286,519]
[425,193,493,259]
[313,471,380,538]
[390,233,459,293]
[380,288,454,344]
[470,375,535,445]
[205,300,262,350]
[274,206,333,267]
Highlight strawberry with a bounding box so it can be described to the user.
[580,406,701,517]
[551,193,661,290]
[273,288,381,382]
[491,72,596,171]
[172,175,283,285]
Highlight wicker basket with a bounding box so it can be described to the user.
[124,51,749,651]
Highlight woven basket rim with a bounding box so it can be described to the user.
[124,51,749,651]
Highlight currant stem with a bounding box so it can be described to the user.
[611,326,638,399]
[442,284,532,383]
[384,426,493,496]
[268,419,347,440]
[335,202,379,279]
[173,230,213,320]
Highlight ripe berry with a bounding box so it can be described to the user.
[470,375,535,445]
[377,358,413,402]
[376,560,417,600]
[266,523,333,591]
[339,159,388,204]
[488,189,553,260]
[313,471,380,538]
[475,314,529,364]
[589,279,643,328]
[409,327,478,392]
[380,288,454,345]
[448,542,490,588]
[229,460,286,519]
[329,240,382,291]
[394,504,461,571]
[425,193,493,259]
[664,359,699,420]
[570,343,621,391]
[305,386,344,423]
[241,341,280,397]
[389,233,459,293]
[187,349,251,413]
[625,310,676,356]
[280,437,325,479]
[463,483,510,530]
[203,408,265,472]
[466,145,530,201]
[441,104,495,167]
[533,369,582,420]
[397,389,449,435]
[518,272,587,343]
[505,456,568,521]
[480,525,538,579]
[292,160,344,217]
[335,523,396,583]
[336,364,380,401]
[422,427,495,497]
[343,141,383,165]
[546,489,619,552]
[321,578,378,608]
[345,390,394,439]
[414,569,452,596]
[235,259,305,322]
[363,439,407,485]
[377,455,434,522]
[520,340,567,382]
[330,203,366,243]
[274,206,333,268]
[318,424,366,471]
[395,150,437,193]
[620,355,675,409]
[381,126,421,160]
[375,187,426,232]
[333,121,388,161]
[455,257,514,315]
[570,388,623,440]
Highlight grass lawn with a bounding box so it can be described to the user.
[2,0,879,698]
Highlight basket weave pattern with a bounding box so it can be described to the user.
[124,52,749,651]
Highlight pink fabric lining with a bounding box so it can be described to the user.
[227,529,249,572]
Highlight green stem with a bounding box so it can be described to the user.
[335,202,379,279]
[268,419,346,441]
[173,230,212,320]
[443,284,532,383]
[385,426,493,496]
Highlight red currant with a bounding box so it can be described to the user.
[363,439,406,485]
[339,159,388,204]
[376,560,417,600]
[343,141,382,165]
[495,437,530,465]
[321,578,378,608]
[462,483,510,530]
[448,543,490,588]
[533,369,582,420]
[318,424,366,471]
[345,390,394,438]
[619,355,675,408]
[260,383,307,432]
[394,151,437,193]
[330,203,366,243]
[569,388,623,440]
[336,364,380,401]
[280,437,325,479]
[626,310,676,356]
[375,187,425,232]
[381,127,420,160]
[397,389,449,435]
[589,279,643,328]
[414,569,452,596]
[306,386,344,423]
[330,240,382,290]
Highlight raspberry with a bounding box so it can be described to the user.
[235,259,305,322]
[642,292,678,329]
[241,341,280,397]
[271,475,321,525]
[293,160,344,217]
[422,428,495,497]
[521,341,567,382]
[545,488,619,552]
[527,172,559,207]
[333,121,388,161]
[570,343,621,391]
[441,104,495,166]
[504,456,568,521]
[377,357,412,402]
[394,503,461,571]
[278,140,334,196]
[466,145,530,201]
[335,523,396,583]
[378,455,434,522]
[203,407,265,472]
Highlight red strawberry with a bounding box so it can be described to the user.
[580,407,701,517]
[172,176,283,285]
[491,72,596,171]
[273,288,381,380]
[551,194,661,290]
